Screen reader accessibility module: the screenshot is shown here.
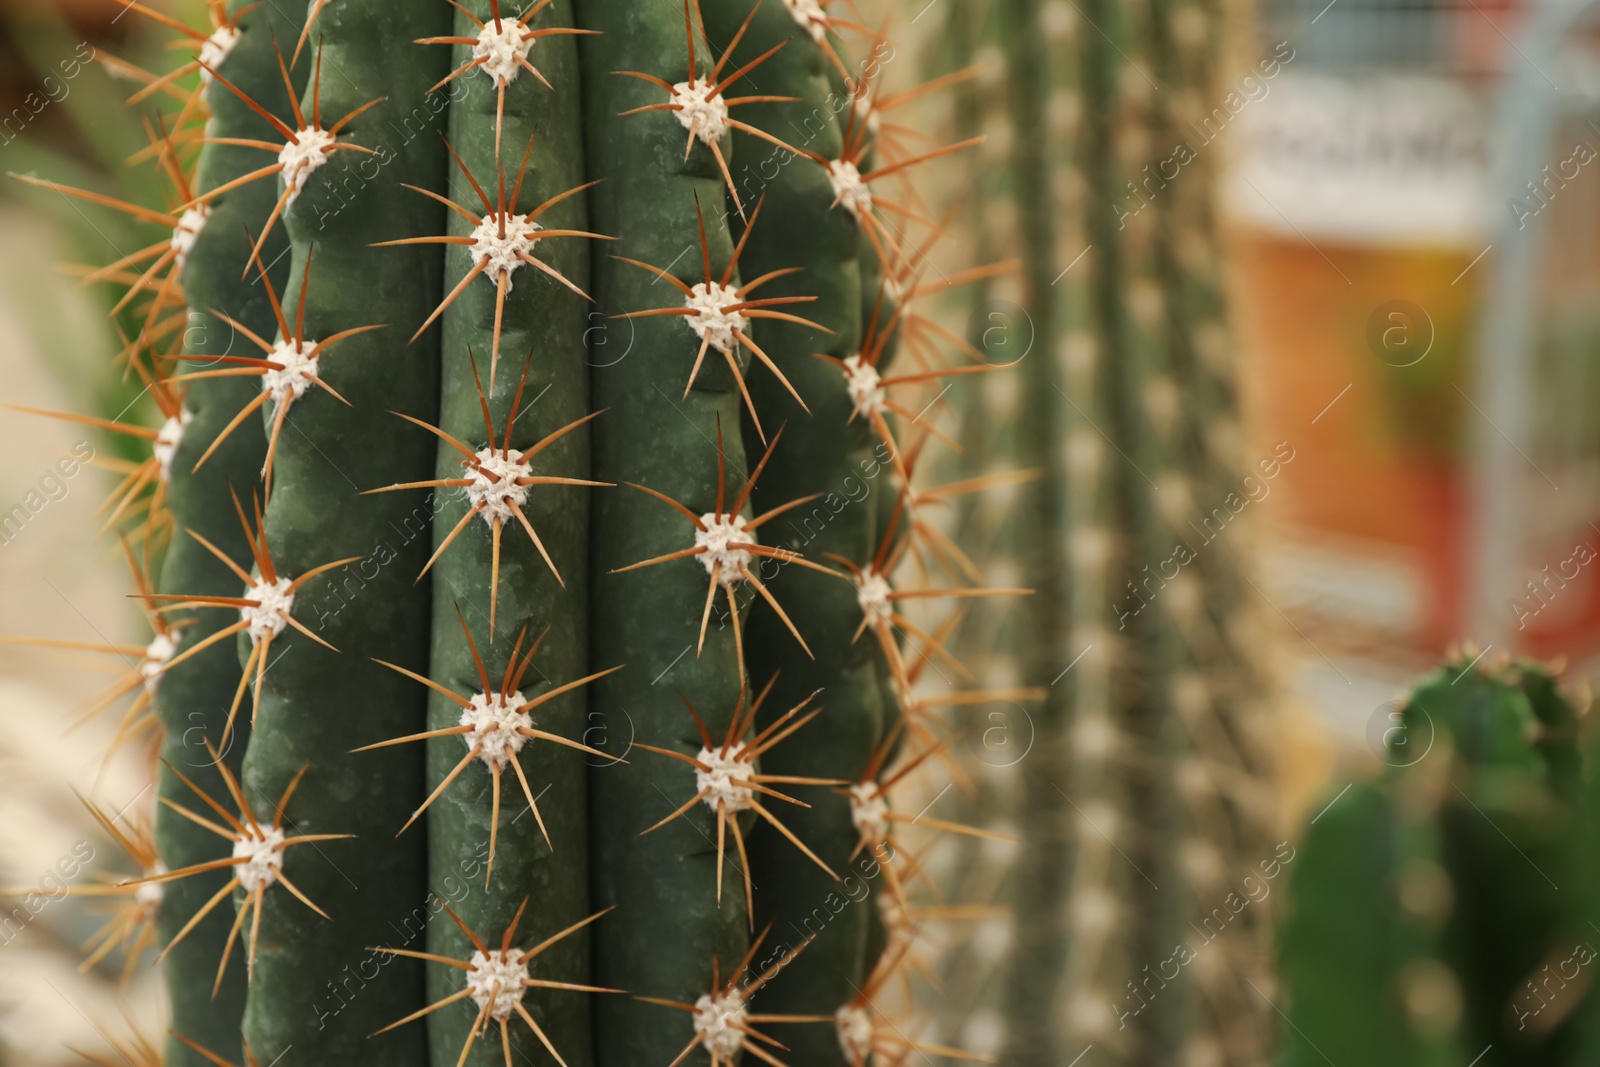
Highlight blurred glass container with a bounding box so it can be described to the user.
[1229,0,1600,679]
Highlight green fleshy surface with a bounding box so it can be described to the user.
[578,1,757,1061]
[702,6,887,1062]
[1283,663,1586,1067]
[419,1,596,1063]
[154,3,304,1062]
[235,1,450,1060]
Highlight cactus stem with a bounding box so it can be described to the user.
[123,752,350,983]
[372,899,618,1061]
[637,930,825,1063]
[139,488,359,746]
[635,682,842,919]
[362,351,608,626]
[192,43,381,271]
[380,131,610,383]
[612,420,841,661]
[355,607,620,878]
[169,243,383,490]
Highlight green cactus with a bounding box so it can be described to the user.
[984,0,1281,1063]
[148,5,307,1064]
[16,2,1012,1064]
[578,3,770,1062]
[704,9,883,1058]
[1282,655,1587,1067]
[212,3,450,1061]
[1576,730,1600,1061]
[692,11,1025,1061]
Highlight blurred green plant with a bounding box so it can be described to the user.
[1281,653,1588,1067]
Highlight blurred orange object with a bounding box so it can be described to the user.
[1229,3,1600,675]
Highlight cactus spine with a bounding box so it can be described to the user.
[13,2,1014,1063]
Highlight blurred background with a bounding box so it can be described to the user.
[0,0,1598,1064]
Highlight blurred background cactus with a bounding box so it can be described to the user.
[927,0,1285,1062]
[1282,655,1588,1067]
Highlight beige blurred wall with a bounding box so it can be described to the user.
[0,199,160,1063]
